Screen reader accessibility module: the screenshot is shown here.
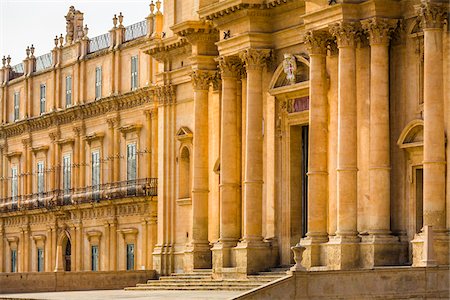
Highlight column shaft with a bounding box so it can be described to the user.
[305,32,329,239]
[423,27,446,229]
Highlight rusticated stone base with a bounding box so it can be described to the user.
[211,240,238,279]
[299,236,328,269]
[183,242,212,273]
[359,234,406,268]
[234,239,273,275]
[325,235,360,270]
[412,230,449,267]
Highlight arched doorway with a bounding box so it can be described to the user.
[268,53,310,266]
[64,239,71,271]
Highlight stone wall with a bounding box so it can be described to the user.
[0,270,156,294]
[234,267,450,299]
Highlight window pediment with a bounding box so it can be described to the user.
[176,126,193,142]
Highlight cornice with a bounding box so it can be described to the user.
[199,0,294,21]
[119,124,142,138]
[84,132,105,145]
[31,145,50,154]
[144,36,190,62]
[0,86,155,139]
[6,151,22,159]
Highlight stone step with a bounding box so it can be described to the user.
[160,275,212,280]
[126,286,254,291]
[138,281,262,287]
[169,272,213,277]
[156,278,274,283]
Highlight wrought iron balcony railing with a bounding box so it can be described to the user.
[0,178,157,214]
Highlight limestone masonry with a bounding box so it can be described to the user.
[0,0,449,298]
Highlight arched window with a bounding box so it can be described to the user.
[179,146,191,199]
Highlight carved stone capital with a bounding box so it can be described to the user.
[217,56,242,78]
[212,71,222,91]
[329,22,360,48]
[190,70,215,91]
[155,84,176,105]
[361,18,398,46]
[304,31,330,55]
[416,1,448,30]
[144,108,158,119]
[49,131,60,142]
[106,116,120,129]
[21,137,32,148]
[239,49,271,71]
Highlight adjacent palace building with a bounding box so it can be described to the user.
[0,0,449,288]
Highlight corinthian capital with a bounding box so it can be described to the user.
[361,18,398,45]
[190,70,215,91]
[217,56,242,78]
[416,0,448,30]
[304,31,330,55]
[239,49,271,71]
[329,22,360,48]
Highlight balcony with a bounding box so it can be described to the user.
[0,178,157,214]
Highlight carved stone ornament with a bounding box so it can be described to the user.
[416,1,448,30]
[190,70,215,91]
[216,56,241,78]
[290,244,306,271]
[304,31,329,55]
[240,49,271,71]
[282,53,297,85]
[361,18,398,45]
[329,22,360,48]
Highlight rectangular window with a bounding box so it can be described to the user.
[14,92,20,121]
[91,245,99,271]
[40,84,46,114]
[131,56,138,90]
[65,76,72,107]
[11,167,18,206]
[127,143,137,196]
[127,143,137,182]
[37,161,45,196]
[91,151,100,201]
[63,154,71,203]
[11,249,17,272]
[126,243,135,271]
[37,248,44,272]
[95,67,102,100]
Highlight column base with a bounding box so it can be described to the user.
[183,241,211,273]
[299,235,328,269]
[359,233,405,268]
[211,239,238,278]
[234,238,273,275]
[325,235,361,270]
[152,244,174,275]
[411,229,449,267]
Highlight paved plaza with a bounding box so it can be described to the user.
[0,290,241,300]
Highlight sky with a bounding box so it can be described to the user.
[0,0,151,67]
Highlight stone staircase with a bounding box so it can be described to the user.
[125,269,288,291]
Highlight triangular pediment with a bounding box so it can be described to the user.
[176,126,193,141]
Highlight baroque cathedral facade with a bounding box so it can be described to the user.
[0,0,448,292]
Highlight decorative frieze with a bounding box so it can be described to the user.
[155,84,176,105]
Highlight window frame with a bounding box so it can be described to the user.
[40,84,46,115]
[126,243,135,271]
[11,249,17,272]
[13,92,20,121]
[62,154,72,196]
[37,248,44,272]
[95,66,102,100]
[65,75,72,108]
[91,245,99,271]
[131,56,139,91]
[11,166,18,205]
[37,161,45,196]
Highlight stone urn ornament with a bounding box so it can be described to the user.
[290,244,306,271]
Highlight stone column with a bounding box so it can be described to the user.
[185,70,214,271]
[103,222,110,270]
[212,56,242,275]
[79,125,86,188]
[235,49,271,275]
[413,1,448,266]
[75,221,82,271]
[113,119,121,182]
[141,219,148,269]
[299,31,329,268]
[46,226,52,272]
[73,127,81,190]
[144,110,152,179]
[360,18,400,268]
[328,22,360,270]
[0,220,3,272]
[210,75,221,244]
